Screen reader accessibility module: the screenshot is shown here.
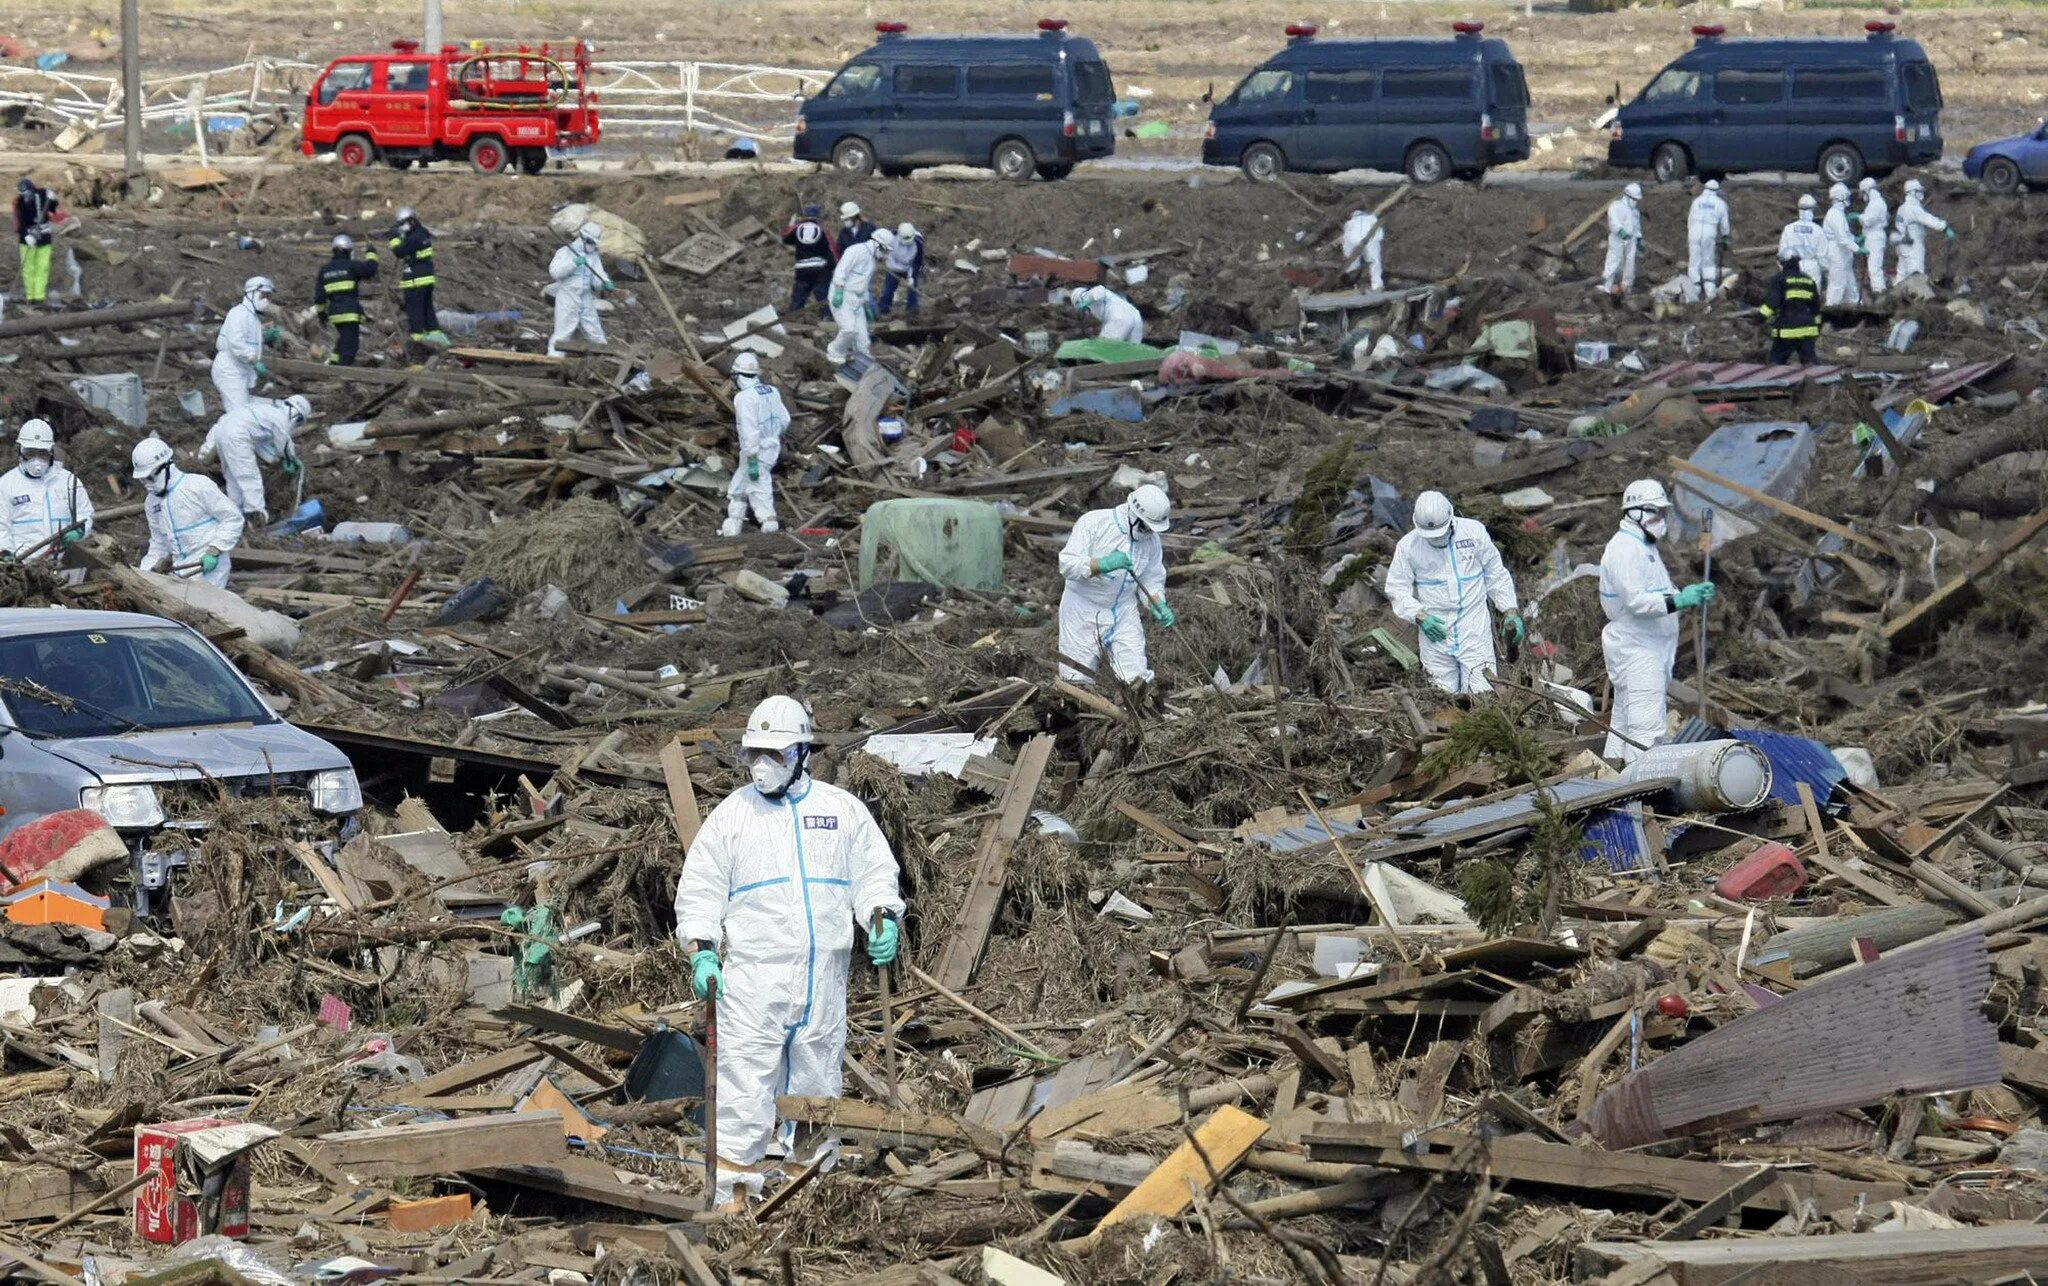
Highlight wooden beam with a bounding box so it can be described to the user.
[1883,510,2048,651]
[475,1160,706,1220]
[930,735,1054,991]
[1655,1166,1777,1241]
[1084,1105,1268,1243]
[661,736,704,851]
[1582,1225,2048,1283]
[309,1112,567,1179]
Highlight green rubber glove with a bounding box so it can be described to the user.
[262,325,282,343]
[1672,581,1716,610]
[1093,550,1133,575]
[62,529,83,544]
[199,552,220,573]
[1149,598,1176,628]
[746,457,760,482]
[281,456,302,477]
[866,916,900,967]
[831,288,845,309]
[1503,613,1525,645]
[1943,226,1956,241]
[691,948,722,1000]
[865,302,876,322]
[253,360,269,379]
[1420,614,1449,643]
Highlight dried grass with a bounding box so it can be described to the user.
[463,495,642,607]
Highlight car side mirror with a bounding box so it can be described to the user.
[1201,81,1213,104]
[1605,93,1616,106]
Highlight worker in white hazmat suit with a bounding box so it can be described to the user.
[1341,207,1385,291]
[201,395,307,524]
[1,419,93,560]
[1598,480,1715,764]
[674,695,905,1207]
[1821,183,1861,307]
[825,228,895,365]
[1684,180,1730,304]
[1858,177,1890,294]
[547,221,613,358]
[721,351,789,538]
[1777,195,1825,290]
[133,438,243,590]
[1384,491,1522,696]
[1602,182,1642,295]
[1056,484,1173,685]
[1893,179,1952,283]
[1074,284,1145,344]
[213,276,277,412]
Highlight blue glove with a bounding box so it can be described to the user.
[1673,581,1716,610]
[691,948,722,1000]
[1093,550,1133,575]
[199,552,220,574]
[830,288,844,310]
[1943,226,1956,241]
[1149,598,1176,628]
[1503,613,1525,645]
[281,456,302,477]
[1420,614,1449,643]
[62,529,83,544]
[746,458,760,482]
[867,916,900,967]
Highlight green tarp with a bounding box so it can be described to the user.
[1054,338,1166,364]
[857,498,1005,591]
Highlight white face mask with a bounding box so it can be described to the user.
[746,746,801,797]
[251,294,273,313]
[1641,513,1669,540]
[146,466,173,496]
[21,456,49,480]
[1426,531,1451,550]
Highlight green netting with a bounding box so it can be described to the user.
[857,498,1006,591]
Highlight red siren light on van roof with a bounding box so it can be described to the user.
[1285,23,1318,39]
[1865,19,1897,35]
[391,38,420,52]
[874,21,908,35]
[1452,20,1485,35]
[1692,23,1726,40]
[1037,18,1069,31]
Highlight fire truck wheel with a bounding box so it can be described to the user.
[517,148,548,176]
[468,136,510,175]
[335,134,375,168]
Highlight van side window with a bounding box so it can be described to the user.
[318,61,373,106]
[386,61,429,93]
[1072,60,1115,105]
[825,62,882,99]
[1640,69,1703,104]
[894,65,959,97]
[1488,63,1530,109]
[1304,69,1374,104]
[1792,68,1887,100]
[1712,69,1783,104]
[1231,69,1296,107]
[1382,67,1477,100]
[1903,61,1941,110]
[967,64,1056,98]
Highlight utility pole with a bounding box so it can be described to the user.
[120,0,143,189]
[424,0,443,53]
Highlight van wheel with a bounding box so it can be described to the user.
[1651,142,1692,183]
[335,134,375,168]
[992,139,1036,182]
[1983,156,2022,196]
[831,137,876,177]
[1037,163,1074,181]
[385,155,414,170]
[1241,143,1285,183]
[517,148,547,176]
[1404,142,1451,185]
[468,136,509,175]
[1818,143,1865,185]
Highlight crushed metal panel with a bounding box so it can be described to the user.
[1580,802,1652,873]
[1919,357,2012,405]
[660,231,745,276]
[1728,729,1846,810]
[1583,931,2000,1148]
[1384,777,1669,841]
[1636,360,1848,392]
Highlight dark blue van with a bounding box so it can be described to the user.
[793,20,1115,181]
[1200,22,1531,184]
[1608,22,1942,184]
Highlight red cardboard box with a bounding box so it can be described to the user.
[134,1118,264,1245]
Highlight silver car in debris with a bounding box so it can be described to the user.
[0,608,361,913]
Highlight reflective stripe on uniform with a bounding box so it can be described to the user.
[326,312,362,324]
[401,276,436,289]
[1773,324,1820,339]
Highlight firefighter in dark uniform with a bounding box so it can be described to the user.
[387,207,447,346]
[315,234,379,366]
[782,203,837,313]
[1758,250,1820,365]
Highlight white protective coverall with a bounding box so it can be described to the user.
[0,463,94,559]
[673,777,904,1200]
[1056,505,1165,684]
[1080,286,1145,344]
[547,238,611,357]
[1861,185,1891,293]
[202,399,296,521]
[1602,194,1641,291]
[1684,188,1730,303]
[1598,521,1681,764]
[1821,197,1861,307]
[1777,213,1825,291]
[140,468,244,589]
[1341,210,1385,291]
[1893,194,1949,282]
[725,377,790,532]
[826,240,883,364]
[1384,517,1519,695]
[212,299,264,411]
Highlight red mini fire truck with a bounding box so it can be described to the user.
[300,40,601,174]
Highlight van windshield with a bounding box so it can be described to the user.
[1072,59,1115,105]
[0,627,274,739]
[1229,69,1295,107]
[1904,61,1942,111]
[1488,62,1529,109]
[825,62,882,99]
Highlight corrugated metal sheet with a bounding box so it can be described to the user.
[1920,356,2012,405]
[1584,931,2000,1148]
[1580,802,1652,874]
[1635,358,2007,405]
[1730,729,1846,810]
[1384,778,1662,840]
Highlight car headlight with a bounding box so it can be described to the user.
[310,767,363,816]
[81,784,165,830]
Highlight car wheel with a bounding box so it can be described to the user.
[384,155,414,170]
[336,133,375,168]
[1240,142,1285,183]
[1037,163,1074,181]
[992,138,1036,182]
[1983,156,2022,196]
[1651,142,1692,183]
[1818,143,1865,186]
[1404,142,1452,185]
[831,137,876,177]
[468,136,509,175]
[517,148,547,176]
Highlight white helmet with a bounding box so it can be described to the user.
[395,206,417,225]
[1858,176,1878,193]
[896,221,917,239]
[1127,483,1171,533]
[1074,284,1102,313]
[131,436,175,481]
[332,233,354,252]
[243,275,275,297]
[869,227,898,251]
[1412,490,1453,540]
[1829,182,1850,203]
[1703,179,1720,192]
[741,694,814,751]
[283,394,312,426]
[731,350,761,378]
[1622,479,1671,513]
[1905,179,1925,196]
[1623,182,1643,201]
[16,419,54,453]
[838,201,861,220]
[578,220,604,245]
[1797,194,1817,211]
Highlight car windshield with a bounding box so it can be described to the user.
[0,627,274,739]
[1072,59,1115,105]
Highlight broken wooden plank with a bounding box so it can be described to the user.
[930,735,1054,991]
[1085,1105,1268,1242]
[1882,509,2048,651]
[1581,1224,2048,1283]
[475,1159,705,1220]
[309,1112,567,1178]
